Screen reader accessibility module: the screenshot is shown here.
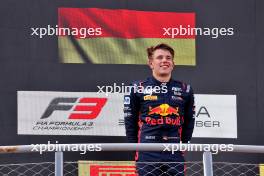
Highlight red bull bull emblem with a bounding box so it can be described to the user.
[148,104,179,116]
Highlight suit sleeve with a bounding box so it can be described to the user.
[182,85,195,143]
[124,84,140,143]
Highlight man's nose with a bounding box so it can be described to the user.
[161,57,169,62]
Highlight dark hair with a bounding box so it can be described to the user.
[147,43,174,59]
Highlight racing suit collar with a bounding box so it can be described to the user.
[149,76,173,86]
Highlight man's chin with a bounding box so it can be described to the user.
[158,72,171,77]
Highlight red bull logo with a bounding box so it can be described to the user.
[148,104,179,116]
[145,116,181,126]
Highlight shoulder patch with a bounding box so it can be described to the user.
[172,79,191,93]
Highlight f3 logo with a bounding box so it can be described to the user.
[41,97,107,119]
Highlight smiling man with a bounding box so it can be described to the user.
[124,43,195,176]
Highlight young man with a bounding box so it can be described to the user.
[124,43,195,176]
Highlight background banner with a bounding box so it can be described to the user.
[18,91,237,138]
[78,161,136,176]
[192,94,237,138]
[17,91,124,136]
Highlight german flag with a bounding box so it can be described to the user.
[58,8,196,65]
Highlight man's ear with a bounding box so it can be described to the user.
[172,59,175,68]
[148,58,154,69]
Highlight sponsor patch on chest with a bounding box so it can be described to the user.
[171,95,183,101]
[172,87,182,96]
[144,95,158,101]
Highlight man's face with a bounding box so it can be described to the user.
[148,49,174,77]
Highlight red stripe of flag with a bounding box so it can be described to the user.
[58,8,195,38]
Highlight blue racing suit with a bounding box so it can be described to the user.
[124,76,195,176]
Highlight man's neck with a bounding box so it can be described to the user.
[152,73,171,83]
